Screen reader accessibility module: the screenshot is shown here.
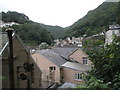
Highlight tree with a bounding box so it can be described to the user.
[1,11,32,24]
[3,23,54,46]
[86,36,120,88]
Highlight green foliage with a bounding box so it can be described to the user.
[39,42,50,49]
[1,11,67,39]
[11,23,53,45]
[87,76,108,88]
[1,11,54,46]
[112,73,120,88]
[83,36,105,52]
[1,11,68,46]
[76,83,87,89]
[41,24,67,39]
[77,76,108,89]
[86,36,120,88]
[77,72,108,89]
[0,76,6,80]
[66,2,120,37]
[1,11,33,24]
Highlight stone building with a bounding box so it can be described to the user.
[0,32,42,88]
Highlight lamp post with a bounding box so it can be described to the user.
[5,28,15,89]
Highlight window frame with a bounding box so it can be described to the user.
[75,73,83,81]
[83,57,88,65]
[49,66,56,71]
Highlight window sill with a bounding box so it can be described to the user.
[75,79,83,81]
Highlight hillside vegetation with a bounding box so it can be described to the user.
[66,2,120,37]
[11,23,54,45]
[1,11,66,39]
[1,11,54,45]
[40,24,67,39]
[2,11,33,24]
[1,1,120,42]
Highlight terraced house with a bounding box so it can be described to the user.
[31,47,92,88]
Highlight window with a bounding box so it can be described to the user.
[49,66,56,71]
[75,73,82,80]
[83,57,88,64]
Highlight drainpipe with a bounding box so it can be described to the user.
[5,28,15,89]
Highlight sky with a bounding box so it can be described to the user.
[0,0,118,27]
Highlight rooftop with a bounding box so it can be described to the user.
[58,82,77,88]
[51,47,78,59]
[39,49,67,67]
[62,62,91,71]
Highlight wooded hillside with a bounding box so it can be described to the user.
[66,2,120,37]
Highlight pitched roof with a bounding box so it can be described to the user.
[39,49,67,67]
[59,82,77,88]
[62,62,91,71]
[51,47,78,59]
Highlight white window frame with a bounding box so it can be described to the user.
[83,57,88,64]
[75,73,82,81]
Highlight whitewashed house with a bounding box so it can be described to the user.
[105,24,120,45]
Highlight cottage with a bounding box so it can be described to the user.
[61,62,91,84]
[52,47,91,84]
[31,47,91,87]
[31,49,67,87]
[52,47,92,65]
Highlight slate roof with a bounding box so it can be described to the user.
[58,82,77,88]
[62,62,91,71]
[39,49,67,67]
[51,47,78,59]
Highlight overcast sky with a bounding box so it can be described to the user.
[0,0,119,27]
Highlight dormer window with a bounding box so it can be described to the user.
[83,57,88,64]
